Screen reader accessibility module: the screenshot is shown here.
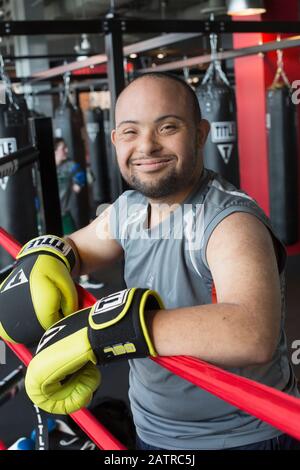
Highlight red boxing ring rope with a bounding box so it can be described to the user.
[0,228,126,451]
[1,227,300,448]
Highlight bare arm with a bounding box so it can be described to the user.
[147,212,281,368]
[66,205,123,277]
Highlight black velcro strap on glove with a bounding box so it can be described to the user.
[88,288,164,363]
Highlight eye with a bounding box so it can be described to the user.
[160,124,177,133]
[123,129,137,134]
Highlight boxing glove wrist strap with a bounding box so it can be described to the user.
[88,288,164,363]
[16,235,76,272]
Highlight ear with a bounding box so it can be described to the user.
[111,129,116,147]
[197,119,210,148]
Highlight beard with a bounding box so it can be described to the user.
[123,153,200,199]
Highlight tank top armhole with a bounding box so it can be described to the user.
[200,205,287,276]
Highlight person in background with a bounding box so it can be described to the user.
[54,137,86,235]
[54,137,103,290]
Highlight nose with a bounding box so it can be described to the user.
[136,130,162,156]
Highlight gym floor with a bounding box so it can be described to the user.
[0,255,299,448]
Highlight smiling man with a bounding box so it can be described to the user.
[22,72,300,450]
[112,74,206,204]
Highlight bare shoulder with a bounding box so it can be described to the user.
[206,211,281,308]
[207,212,276,267]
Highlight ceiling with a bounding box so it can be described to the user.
[0,0,232,84]
[0,0,228,22]
[42,0,226,21]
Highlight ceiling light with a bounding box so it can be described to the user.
[80,34,91,51]
[157,53,166,59]
[226,0,266,16]
[129,53,138,59]
[74,33,91,58]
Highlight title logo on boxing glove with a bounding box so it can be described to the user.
[92,289,130,317]
[21,236,72,257]
[17,235,76,272]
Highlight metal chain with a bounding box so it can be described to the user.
[61,71,71,108]
[271,47,290,88]
[202,33,230,86]
[89,84,97,108]
[183,55,190,83]
[0,53,19,109]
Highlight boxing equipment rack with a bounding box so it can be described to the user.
[0,18,299,200]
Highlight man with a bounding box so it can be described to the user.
[54,137,86,235]
[7,73,299,449]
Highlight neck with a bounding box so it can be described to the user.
[148,165,203,207]
[146,165,204,229]
[56,158,65,166]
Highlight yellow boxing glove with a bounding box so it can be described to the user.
[0,235,78,345]
[25,288,164,414]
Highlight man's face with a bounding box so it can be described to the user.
[111,77,209,199]
[55,142,68,165]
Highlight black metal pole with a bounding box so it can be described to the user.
[0,146,39,179]
[29,117,63,236]
[105,17,127,201]
[0,263,14,283]
[0,366,24,407]
[0,19,299,36]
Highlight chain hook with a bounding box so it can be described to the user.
[61,71,71,108]
[272,36,290,89]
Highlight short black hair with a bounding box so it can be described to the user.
[120,72,202,122]
[54,137,66,151]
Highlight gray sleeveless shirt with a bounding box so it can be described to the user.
[110,168,298,450]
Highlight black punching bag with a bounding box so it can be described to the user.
[196,81,240,187]
[54,101,90,229]
[0,93,38,269]
[195,34,239,187]
[267,84,299,245]
[85,108,110,204]
[102,108,115,200]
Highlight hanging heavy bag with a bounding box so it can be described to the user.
[85,107,110,205]
[196,34,240,187]
[102,107,128,202]
[0,64,38,270]
[102,107,116,201]
[53,74,90,229]
[266,49,299,245]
